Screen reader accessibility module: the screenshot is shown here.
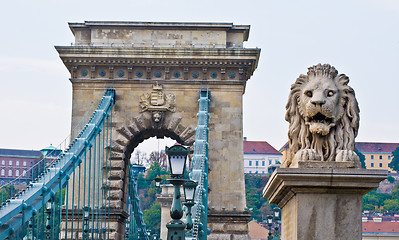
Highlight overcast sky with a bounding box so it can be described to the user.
[1,0,398,153]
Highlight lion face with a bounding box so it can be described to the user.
[298,76,342,136]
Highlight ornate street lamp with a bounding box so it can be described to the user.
[44,201,52,240]
[165,145,190,240]
[83,206,90,240]
[267,215,273,240]
[166,145,189,178]
[273,207,281,240]
[183,180,198,238]
[154,175,162,187]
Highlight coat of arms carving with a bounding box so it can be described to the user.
[139,83,176,123]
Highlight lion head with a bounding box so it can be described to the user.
[284,64,360,167]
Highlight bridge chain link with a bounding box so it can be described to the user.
[189,90,210,240]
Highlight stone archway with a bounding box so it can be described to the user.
[104,111,196,239]
[110,110,195,203]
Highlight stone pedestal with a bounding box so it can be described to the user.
[263,168,387,240]
[158,184,178,240]
[207,210,252,240]
[60,208,128,240]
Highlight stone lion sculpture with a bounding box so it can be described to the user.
[282,64,361,168]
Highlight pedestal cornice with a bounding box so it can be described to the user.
[263,168,388,208]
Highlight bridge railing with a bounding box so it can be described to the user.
[0,96,102,193]
[125,164,150,240]
[0,88,115,240]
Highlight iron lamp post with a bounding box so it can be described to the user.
[273,207,281,240]
[267,215,273,240]
[154,175,161,187]
[183,180,198,238]
[83,206,90,240]
[165,145,190,240]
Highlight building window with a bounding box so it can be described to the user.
[23,170,26,177]
[371,163,374,167]
[256,161,259,166]
[249,161,252,166]
[262,161,265,166]
[379,163,383,168]
[379,155,382,160]
[389,156,392,160]
[15,170,19,176]
[255,171,258,174]
[8,170,12,176]
[1,169,4,176]
[371,155,374,160]
[1,160,4,165]
[249,171,252,173]
[23,161,27,167]
[269,160,272,165]
[16,161,19,166]
[8,160,12,166]
[262,171,265,174]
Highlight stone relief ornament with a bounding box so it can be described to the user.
[282,64,361,168]
[139,82,176,123]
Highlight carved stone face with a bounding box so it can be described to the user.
[299,76,342,135]
[152,111,163,122]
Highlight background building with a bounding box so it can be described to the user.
[243,137,282,175]
[0,148,43,186]
[362,213,399,239]
[279,142,289,164]
[356,142,399,173]
[40,144,62,167]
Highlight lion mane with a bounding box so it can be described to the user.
[283,64,360,167]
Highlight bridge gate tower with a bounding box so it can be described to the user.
[56,21,260,240]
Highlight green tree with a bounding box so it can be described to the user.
[389,183,399,200]
[362,189,390,209]
[383,199,399,212]
[355,148,366,169]
[136,161,168,236]
[387,175,395,183]
[143,202,161,235]
[0,185,14,203]
[389,147,399,171]
[245,175,271,221]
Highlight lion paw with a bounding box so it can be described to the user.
[293,149,322,162]
[281,159,291,168]
[336,150,361,167]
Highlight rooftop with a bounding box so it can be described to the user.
[279,142,289,152]
[0,148,42,158]
[248,221,268,240]
[363,221,399,234]
[244,139,281,155]
[67,21,251,48]
[356,142,399,154]
[69,21,250,32]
